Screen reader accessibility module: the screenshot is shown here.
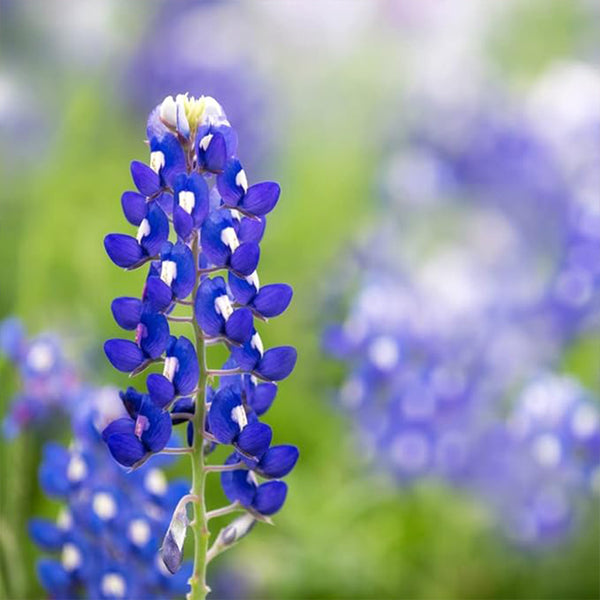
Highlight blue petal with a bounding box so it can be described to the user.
[230,243,260,276]
[104,339,145,372]
[217,159,245,205]
[197,129,227,173]
[252,481,287,516]
[235,422,272,459]
[139,399,172,452]
[257,445,299,479]
[104,234,144,269]
[150,135,186,188]
[250,383,278,416]
[119,387,145,418]
[241,182,280,216]
[208,386,243,444]
[0,317,25,360]
[200,213,232,266]
[237,216,265,244]
[195,276,227,336]
[173,173,209,229]
[102,417,135,440]
[111,297,143,330]
[37,559,71,594]
[253,284,293,318]
[103,419,146,467]
[173,206,194,240]
[256,347,297,381]
[172,337,199,396]
[156,191,174,214]
[143,276,173,313]
[220,454,257,506]
[170,242,196,299]
[140,204,170,256]
[39,443,70,497]
[29,518,65,551]
[147,374,175,408]
[139,313,170,359]
[121,191,147,225]
[225,308,253,344]
[188,173,210,227]
[131,160,160,196]
[228,273,257,305]
[231,338,262,372]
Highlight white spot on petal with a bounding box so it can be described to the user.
[178,190,195,214]
[145,468,167,495]
[61,543,82,571]
[214,295,233,321]
[150,151,165,173]
[220,227,239,251]
[160,260,177,286]
[101,573,127,599]
[571,404,599,439]
[27,341,55,372]
[230,405,248,431]
[368,336,399,371]
[235,169,248,193]
[251,332,264,356]
[246,271,260,291]
[136,219,151,243]
[532,434,562,468]
[128,518,151,547]
[199,134,213,151]
[92,492,117,520]
[57,509,72,531]
[67,454,87,483]
[162,356,179,382]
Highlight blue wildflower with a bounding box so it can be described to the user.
[102,93,298,593]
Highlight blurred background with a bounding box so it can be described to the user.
[1,0,599,598]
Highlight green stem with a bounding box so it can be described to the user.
[187,234,210,600]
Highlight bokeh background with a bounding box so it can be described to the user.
[1,1,599,598]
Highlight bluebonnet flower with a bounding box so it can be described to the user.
[102,93,297,597]
[123,0,274,173]
[324,64,600,546]
[30,386,193,599]
[0,318,80,437]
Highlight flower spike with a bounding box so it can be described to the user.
[101,93,298,597]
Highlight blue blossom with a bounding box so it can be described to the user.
[324,66,600,546]
[27,383,192,599]
[0,319,80,438]
[102,93,297,592]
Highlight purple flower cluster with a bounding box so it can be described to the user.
[324,64,600,545]
[102,94,297,585]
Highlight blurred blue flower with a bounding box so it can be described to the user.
[324,63,600,545]
[0,318,80,438]
[31,386,192,599]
